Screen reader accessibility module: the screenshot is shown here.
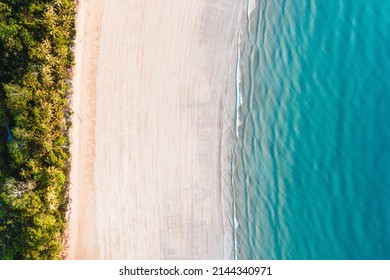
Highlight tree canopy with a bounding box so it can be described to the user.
[0,0,75,259]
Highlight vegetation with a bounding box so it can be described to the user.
[0,0,76,259]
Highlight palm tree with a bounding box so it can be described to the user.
[44,4,58,31]
[45,53,59,67]
[49,25,62,40]
[53,0,66,10]
[41,63,54,87]
[35,38,52,61]
[3,178,35,199]
[60,13,74,31]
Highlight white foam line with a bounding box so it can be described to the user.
[247,0,257,19]
[235,33,243,139]
[231,7,247,260]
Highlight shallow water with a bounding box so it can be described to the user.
[233,0,390,259]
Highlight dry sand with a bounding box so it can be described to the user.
[68,0,243,259]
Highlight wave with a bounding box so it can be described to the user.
[220,0,260,260]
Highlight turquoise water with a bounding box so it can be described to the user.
[234,0,390,259]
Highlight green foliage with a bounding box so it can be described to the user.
[4,83,32,116]
[8,139,29,166]
[0,102,9,126]
[0,0,75,259]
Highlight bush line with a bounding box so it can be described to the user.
[0,0,76,259]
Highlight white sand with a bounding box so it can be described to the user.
[68,0,243,259]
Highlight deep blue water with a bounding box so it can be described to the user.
[234,0,390,259]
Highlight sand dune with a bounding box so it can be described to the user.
[68,0,242,259]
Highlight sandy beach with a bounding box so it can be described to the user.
[68,0,243,259]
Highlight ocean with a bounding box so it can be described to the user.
[232,0,390,259]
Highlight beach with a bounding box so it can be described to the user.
[68,0,243,259]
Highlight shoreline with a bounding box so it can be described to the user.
[220,1,258,260]
[68,0,243,259]
[220,3,247,260]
